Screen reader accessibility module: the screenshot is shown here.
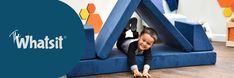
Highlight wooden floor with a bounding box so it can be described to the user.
[77,42,234,78]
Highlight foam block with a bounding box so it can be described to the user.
[67,44,216,77]
[136,0,193,51]
[80,25,96,60]
[175,21,214,51]
[165,0,178,11]
[95,0,141,59]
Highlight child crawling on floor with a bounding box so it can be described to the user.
[117,17,158,78]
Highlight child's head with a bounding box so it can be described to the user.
[138,27,157,51]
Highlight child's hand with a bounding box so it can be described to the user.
[142,69,151,78]
[133,69,142,77]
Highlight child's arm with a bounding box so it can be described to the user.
[127,42,142,77]
[142,64,151,78]
[142,49,153,78]
[143,49,152,65]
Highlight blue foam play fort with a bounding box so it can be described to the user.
[67,0,216,77]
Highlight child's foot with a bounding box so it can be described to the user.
[129,17,137,32]
[125,17,138,32]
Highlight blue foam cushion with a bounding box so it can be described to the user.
[151,0,164,13]
[67,44,216,77]
[81,25,96,60]
[166,0,178,11]
[136,0,193,51]
[175,21,214,51]
[95,0,141,59]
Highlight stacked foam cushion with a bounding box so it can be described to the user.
[80,25,96,60]
[175,21,214,51]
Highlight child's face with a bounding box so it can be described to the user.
[138,33,155,51]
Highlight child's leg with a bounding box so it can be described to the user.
[117,18,137,50]
[127,17,138,32]
[117,17,139,51]
[116,28,127,51]
[129,18,139,39]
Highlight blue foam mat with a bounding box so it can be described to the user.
[95,0,141,59]
[67,44,216,77]
[136,0,193,51]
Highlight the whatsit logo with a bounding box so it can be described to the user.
[9,30,64,49]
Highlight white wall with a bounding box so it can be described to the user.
[178,0,229,42]
[61,0,118,25]
[61,0,117,39]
